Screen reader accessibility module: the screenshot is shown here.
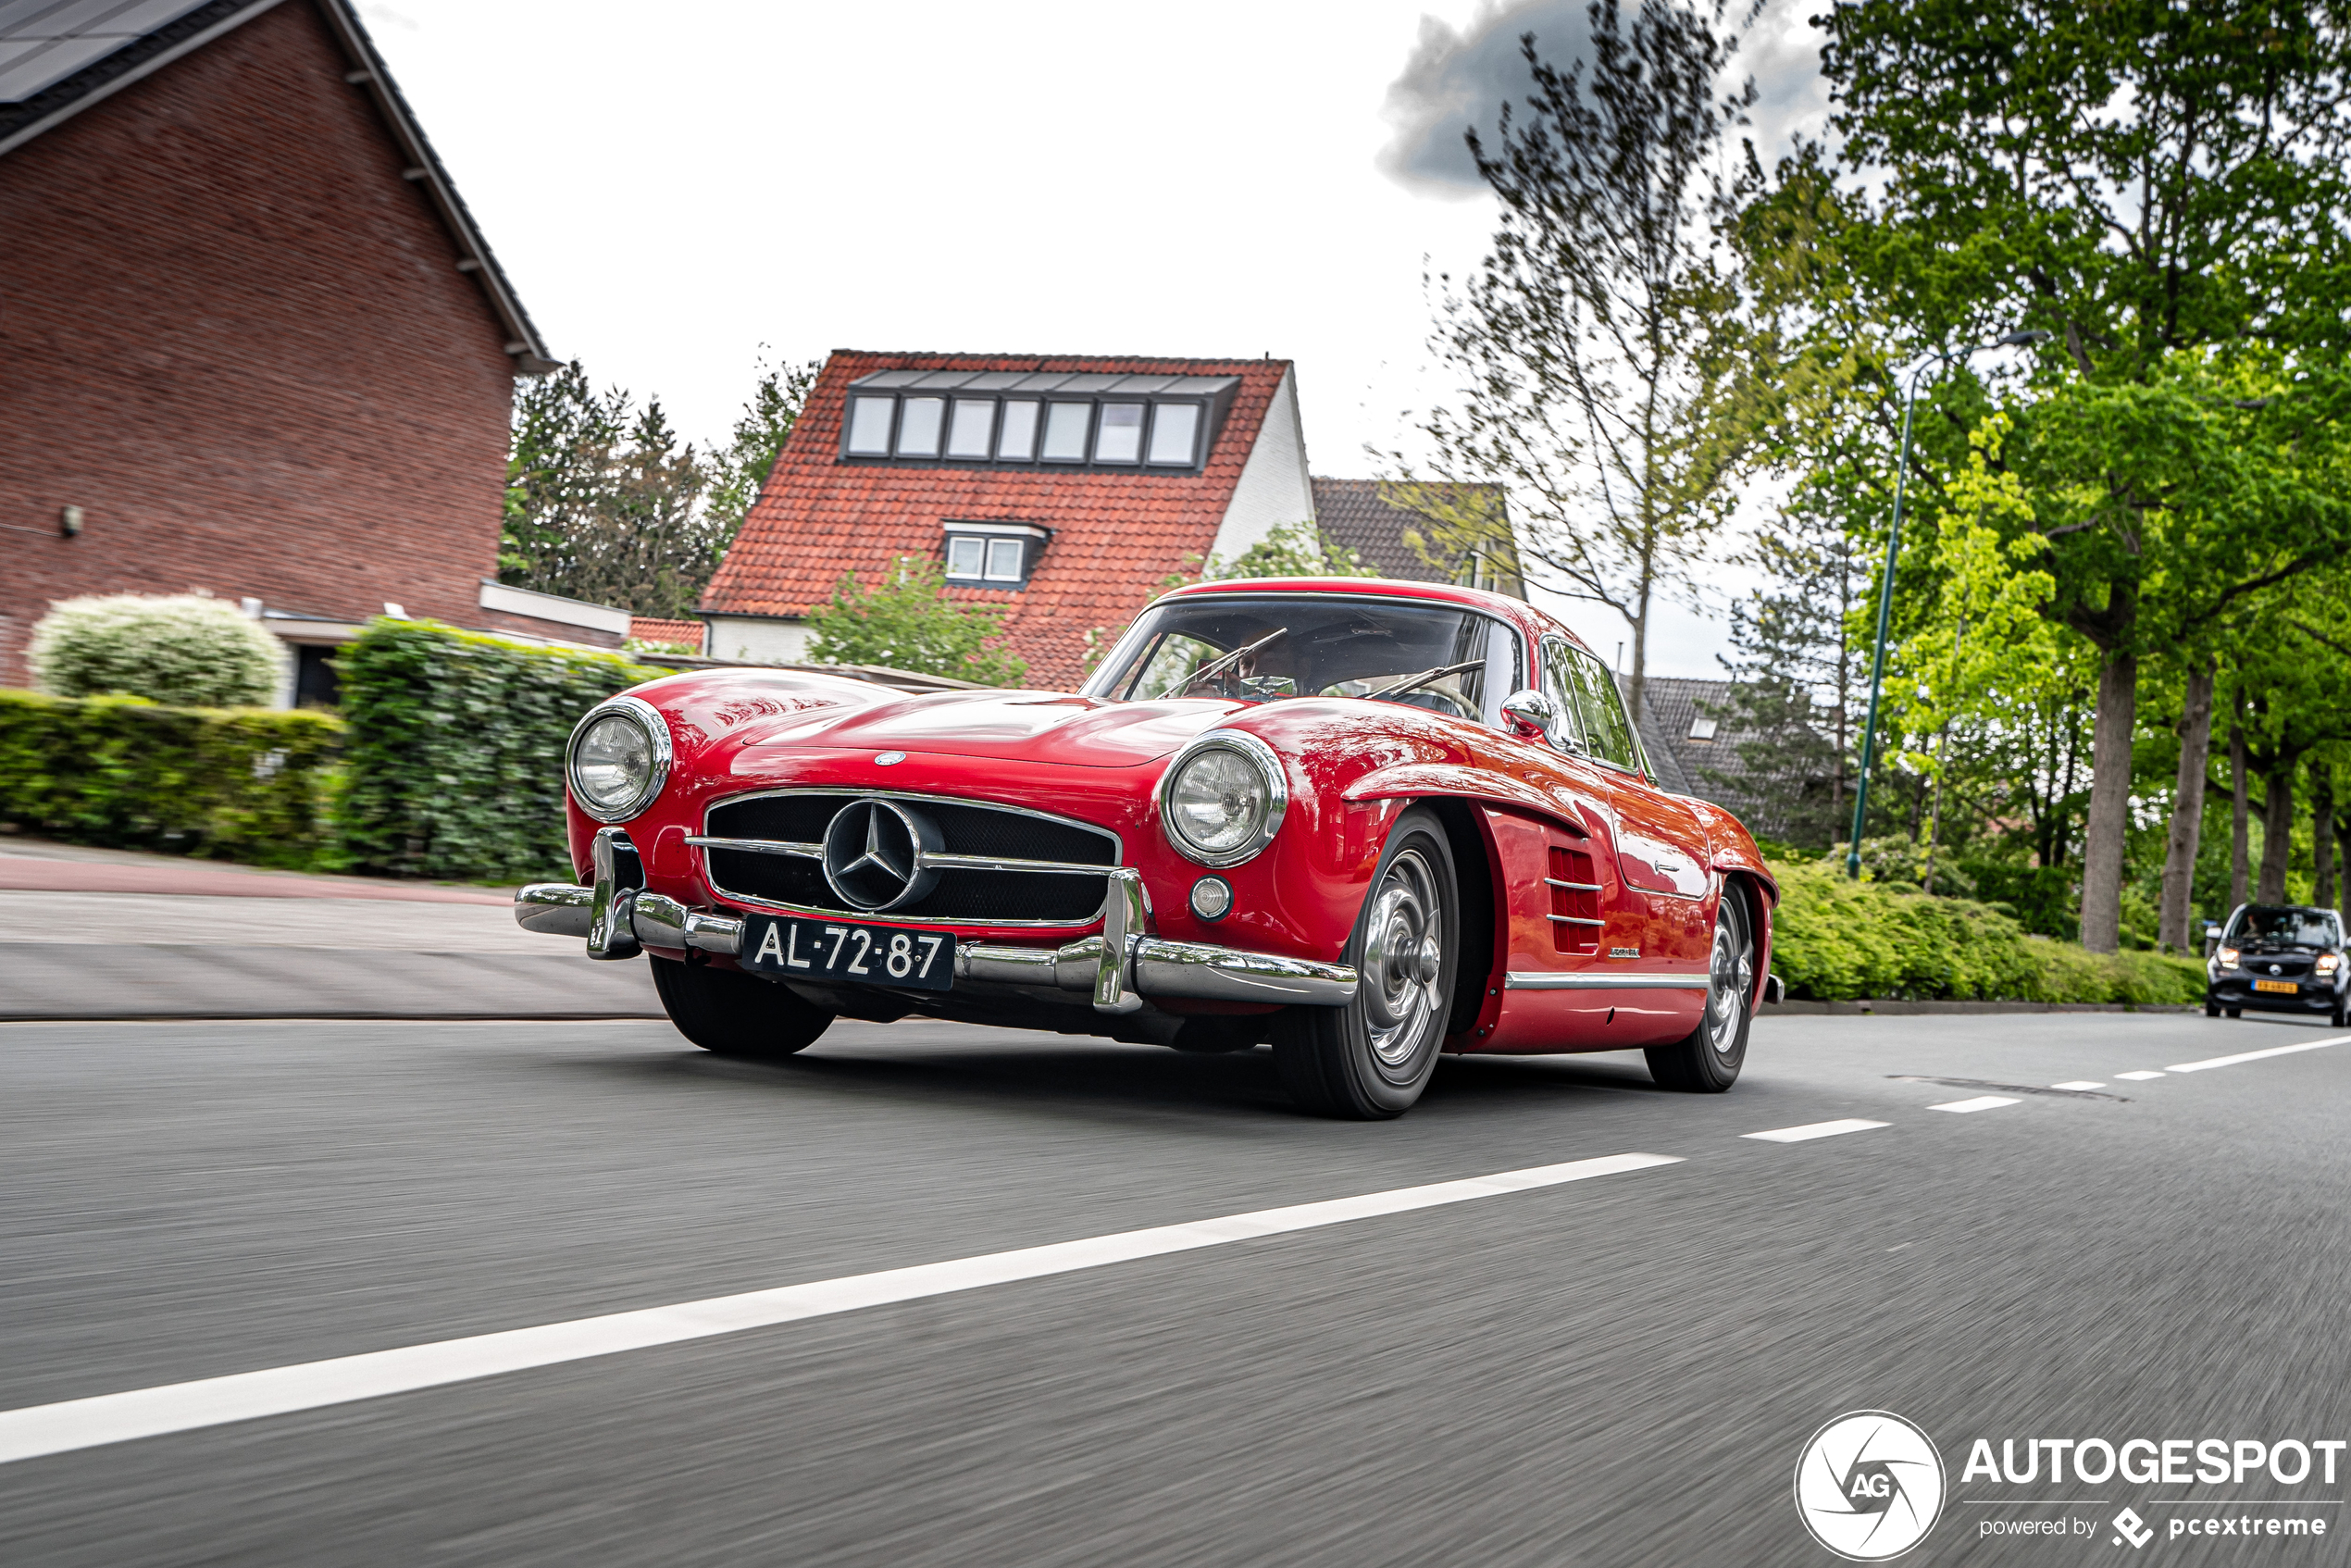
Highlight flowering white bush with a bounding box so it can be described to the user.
[28,594,283,708]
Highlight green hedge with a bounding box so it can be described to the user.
[334,619,663,883]
[0,691,342,868]
[1769,859,2203,1005]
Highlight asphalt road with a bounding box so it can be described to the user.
[0,1006,2345,1566]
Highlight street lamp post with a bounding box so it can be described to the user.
[1845,330,2049,879]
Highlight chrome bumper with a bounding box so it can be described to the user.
[514,852,1356,1014]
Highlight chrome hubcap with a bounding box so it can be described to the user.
[1361,847,1444,1071]
[1705,902,1751,1056]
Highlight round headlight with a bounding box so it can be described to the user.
[566,698,671,822]
[1160,732,1287,867]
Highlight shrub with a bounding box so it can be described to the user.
[1769,859,2203,1005]
[29,594,283,707]
[0,691,342,867]
[804,556,1027,686]
[335,619,663,882]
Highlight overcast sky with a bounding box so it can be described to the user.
[363,0,1831,678]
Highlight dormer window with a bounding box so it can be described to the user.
[942,522,1050,588]
[840,371,1238,471]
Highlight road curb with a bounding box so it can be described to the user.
[1763,999,2197,1016]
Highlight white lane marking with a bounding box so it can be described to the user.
[1928,1096,2021,1114]
[2165,1035,2351,1074]
[0,1151,1681,1466]
[2115,1070,2167,1081]
[2050,1081,2105,1091]
[1742,1119,1890,1143]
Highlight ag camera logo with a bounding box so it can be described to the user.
[1796,1411,1947,1561]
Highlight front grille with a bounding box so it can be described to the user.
[703,790,1119,926]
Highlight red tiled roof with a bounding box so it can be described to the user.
[702,350,1291,689]
[628,617,703,648]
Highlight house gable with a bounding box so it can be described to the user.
[702,351,1306,688]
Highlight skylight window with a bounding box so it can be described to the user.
[947,399,995,458]
[1148,404,1200,465]
[896,397,945,457]
[1040,403,1091,462]
[840,372,1238,470]
[846,396,894,455]
[1687,716,1719,741]
[1094,403,1145,463]
[997,401,1039,460]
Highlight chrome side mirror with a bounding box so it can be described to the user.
[1499,688,1558,743]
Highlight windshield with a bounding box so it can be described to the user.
[2225,905,2342,950]
[1085,595,1520,724]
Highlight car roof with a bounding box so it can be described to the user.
[1156,576,1588,654]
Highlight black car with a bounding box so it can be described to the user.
[2205,903,2349,1026]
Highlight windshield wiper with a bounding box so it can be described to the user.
[1364,659,1485,702]
[1186,628,1287,691]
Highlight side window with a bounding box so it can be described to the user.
[1480,618,1527,727]
[1538,638,1588,753]
[1564,649,1639,771]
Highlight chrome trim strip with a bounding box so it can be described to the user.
[953,929,1359,1007]
[515,882,592,937]
[686,836,822,859]
[1505,970,1710,990]
[629,892,745,955]
[919,852,1110,877]
[1546,915,1605,927]
[695,892,1110,932]
[1543,877,1603,892]
[703,787,1123,864]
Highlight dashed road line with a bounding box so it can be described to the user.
[1929,1096,2021,1114]
[2115,1070,2167,1081]
[2051,1080,2105,1091]
[2165,1035,2350,1074]
[0,1151,1681,1466]
[1743,1119,1890,1143]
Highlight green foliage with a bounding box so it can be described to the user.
[703,350,820,541]
[0,691,342,867]
[30,594,282,708]
[1769,859,2202,1004]
[334,619,664,882]
[804,557,1028,687]
[1193,519,1379,583]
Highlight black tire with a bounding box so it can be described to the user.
[651,955,833,1061]
[1645,885,1755,1093]
[2225,1006,2242,1019]
[2332,1000,2346,1030]
[2204,1001,2221,1018]
[1273,807,1459,1119]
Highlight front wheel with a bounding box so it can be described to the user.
[1645,886,1755,1093]
[1273,808,1459,1119]
[651,955,834,1061]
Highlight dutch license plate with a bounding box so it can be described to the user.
[740,914,954,991]
[2254,977,2298,994]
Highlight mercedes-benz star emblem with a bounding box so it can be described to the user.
[821,799,939,911]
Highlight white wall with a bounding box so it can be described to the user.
[1204,367,1316,566]
[705,616,813,665]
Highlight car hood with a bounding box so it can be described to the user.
[730,690,1239,769]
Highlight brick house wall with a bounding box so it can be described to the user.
[0,0,520,686]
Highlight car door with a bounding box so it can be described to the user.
[1457,636,1642,1052]
[1549,642,1710,1040]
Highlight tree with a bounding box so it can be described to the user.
[1698,497,1861,847]
[1814,0,2351,949]
[804,556,1028,687]
[501,363,725,619]
[704,351,819,543]
[1404,0,1760,723]
[1200,519,1378,581]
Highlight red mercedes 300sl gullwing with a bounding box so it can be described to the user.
[516,577,1781,1118]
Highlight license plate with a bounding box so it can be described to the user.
[740,914,954,991]
[2254,977,2298,994]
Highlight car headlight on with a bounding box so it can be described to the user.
[1159,731,1287,868]
[2216,945,2240,969]
[2319,952,2341,975]
[566,696,672,822]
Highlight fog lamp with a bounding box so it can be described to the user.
[1189,876,1234,922]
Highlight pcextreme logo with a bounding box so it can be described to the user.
[1796,1411,1948,1562]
